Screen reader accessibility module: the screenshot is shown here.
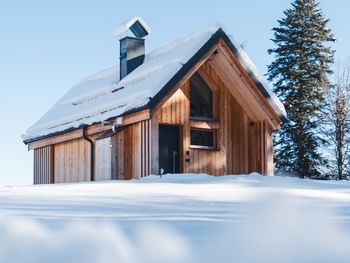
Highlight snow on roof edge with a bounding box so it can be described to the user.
[226,34,287,120]
[23,24,285,144]
[23,24,224,143]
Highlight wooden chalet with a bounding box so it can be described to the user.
[23,19,286,184]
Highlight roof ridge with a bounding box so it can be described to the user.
[23,24,285,143]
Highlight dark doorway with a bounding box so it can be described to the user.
[159,125,180,174]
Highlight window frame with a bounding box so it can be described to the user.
[189,73,214,121]
[190,128,217,150]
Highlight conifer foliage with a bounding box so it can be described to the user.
[267,0,335,178]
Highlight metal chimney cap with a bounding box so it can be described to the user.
[114,17,151,39]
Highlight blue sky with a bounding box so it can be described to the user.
[0,0,349,185]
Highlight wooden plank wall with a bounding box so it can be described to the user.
[151,61,271,176]
[151,110,160,175]
[189,78,226,175]
[201,62,268,175]
[264,121,274,176]
[248,120,264,174]
[111,120,151,180]
[248,118,258,173]
[95,137,112,181]
[54,138,91,183]
[151,84,190,174]
[31,48,275,182]
[151,70,227,175]
[140,120,151,179]
[227,95,249,174]
[33,146,53,184]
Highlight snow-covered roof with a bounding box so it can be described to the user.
[23,24,286,143]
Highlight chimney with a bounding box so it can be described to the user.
[114,17,151,80]
[120,36,145,80]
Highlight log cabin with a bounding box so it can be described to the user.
[23,18,286,184]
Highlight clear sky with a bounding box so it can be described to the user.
[0,0,349,185]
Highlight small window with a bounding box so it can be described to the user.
[190,129,215,149]
[190,73,213,119]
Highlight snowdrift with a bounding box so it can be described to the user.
[0,173,350,263]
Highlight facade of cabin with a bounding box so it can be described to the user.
[24,23,285,184]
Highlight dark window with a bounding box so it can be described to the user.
[190,73,213,119]
[190,129,215,148]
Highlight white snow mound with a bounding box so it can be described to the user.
[1,173,350,263]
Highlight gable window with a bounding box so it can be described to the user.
[190,129,215,149]
[190,73,213,119]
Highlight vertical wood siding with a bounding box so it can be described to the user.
[32,51,276,183]
[33,146,54,184]
[150,61,273,176]
[54,138,91,183]
[111,120,151,180]
[264,121,274,176]
[95,137,112,181]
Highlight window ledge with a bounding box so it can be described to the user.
[190,145,218,150]
[189,117,215,121]
[190,119,220,130]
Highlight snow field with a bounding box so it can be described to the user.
[1,173,350,263]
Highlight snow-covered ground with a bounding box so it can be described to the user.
[1,173,350,263]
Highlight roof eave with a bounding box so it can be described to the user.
[24,27,286,145]
[148,28,287,121]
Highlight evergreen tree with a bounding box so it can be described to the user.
[267,0,335,178]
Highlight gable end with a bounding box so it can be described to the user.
[148,28,286,122]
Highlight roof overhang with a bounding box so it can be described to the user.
[147,28,286,121]
[24,28,285,146]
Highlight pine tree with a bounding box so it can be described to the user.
[267,0,335,178]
